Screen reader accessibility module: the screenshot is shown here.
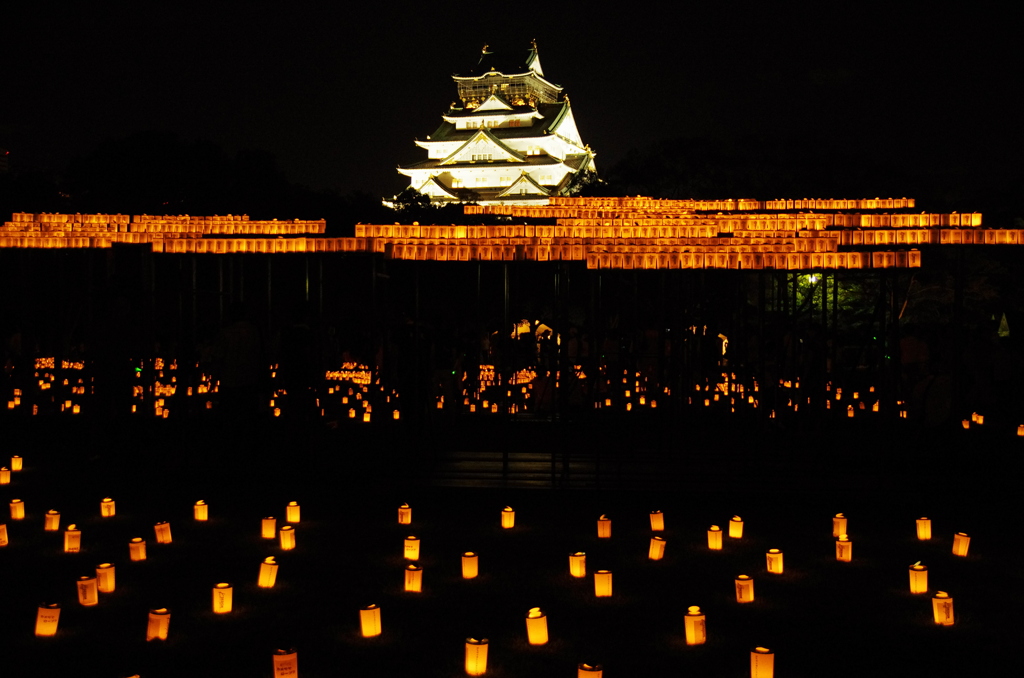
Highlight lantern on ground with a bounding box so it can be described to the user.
[729,515,744,538]
[501,506,515,529]
[0,524,7,546]
[279,525,296,550]
[650,510,664,531]
[708,525,723,550]
[909,563,928,594]
[273,649,298,677]
[578,664,603,677]
[154,521,172,544]
[97,563,115,593]
[916,517,931,540]
[64,524,81,553]
[525,607,549,645]
[10,499,24,520]
[832,513,847,537]
[100,498,115,517]
[766,549,784,574]
[258,557,279,587]
[465,638,488,676]
[129,537,147,561]
[751,647,774,678]
[594,570,613,597]
[405,564,423,592]
[262,517,277,539]
[212,583,233,614]
[194,500,208,521]
[952,532,970,557]
[462,552,479,579]
[45,510,60,531]
[404,536,420,560]
[398,503,412,525]
[360,603,382,637]
[836,534,852,562]
[684,605,706,645]
[146,608,171,641]
[11,455,22,471]
[735,575,754,602]
[597,515,611,538]
[285,501,300,523]
[0,467,9,484]
[570,552,586,578]
[649,536,666,560]
[35,603,60,636]
[932,591,954,625]
[77,575,99,606]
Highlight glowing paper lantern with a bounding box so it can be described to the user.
[462,552,479,579]
[0,467,8,484]
[751,647,774,678]
[77,575,99,606]
[766,549,784,574]
[570,552,586,578]
[11,455,22,471]
[404,564,423,592]
[146,608,171,641]
[45,510,60,531]
[501,506,515,529]
[465,638,488,676]
[650,510,665,531]
[35,603,60,636]
[286,501,300,523]
[909,562,928,594]
[836,534,852,562]
[212,583,233,614]
[129,538,146,561]
[360,603,382,637]
[96,563,115,593]
[279,525,296,550]
[0,524,7,546]
[649,536,666,560]
[684,605,706,645]
[258,557,279,587]
[64,524,81,553]
[932,591,954,625]
[708,525,723,550]
[100,498,115,517]
[597,515,612,538]
[273,648,298,677]
[194,500,208,521]
[916,517,932,540]
[952,532,970,557]
[594,570,613,597]
[262,517,277,539]
[729,515,744,539]
[398,503,412,525]
[154,521,172,544]
[404,535,420,560]
[10,499,24,520]
[525,607,549,645]
[832,513,847,537]
[578,664,603,677]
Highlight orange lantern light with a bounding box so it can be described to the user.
[729,515,744,539]
[11,455,22,471]
[684,605,706,645]
[570,551,586,578]
[258,557,279,587]
[594,570,613,597]
[0,467,9,485]
[832,513,847,537]
[648,536,666,560]
[34,603,60,636]
[836,534,852,562]
[194,500,208,521]
[708,525,723,550]
[146,608,171,641]
[100,497,115,517]
[10,499,25,520]
[285,501,300,523]
[404,564,423,592]
[597,514,612,538]
[398,503,412,525]
[578,664,603,677]
[952,532,970,557]
[44,510,61,531]
[525,607,549,645]
[650,510,665,531]
[77,575,99,606]
[262,517,277,539]
[212,583,233,614]
[932,591,954,625]
[64,524,81,553]
[462,551,479,579]
[154,521,172,544]
[279,525,296,550]
[404,535,420,560]
[501,506,515,529]
[751,647,774,678]
[360,603,382,637]
[735,574,754,602]
[96,563,115,593]
[465,638,488,676]
[273,648,298,677]
[916,517,932,540]
[766,549,784,574]
[0,524,8,546]
[909,562,928,594]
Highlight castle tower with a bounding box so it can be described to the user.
[398,43,597,205]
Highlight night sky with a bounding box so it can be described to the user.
[3,2,1020,216]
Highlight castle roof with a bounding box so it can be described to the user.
[425,103,570,143]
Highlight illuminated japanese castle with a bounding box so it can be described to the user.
[398,43,597,205]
